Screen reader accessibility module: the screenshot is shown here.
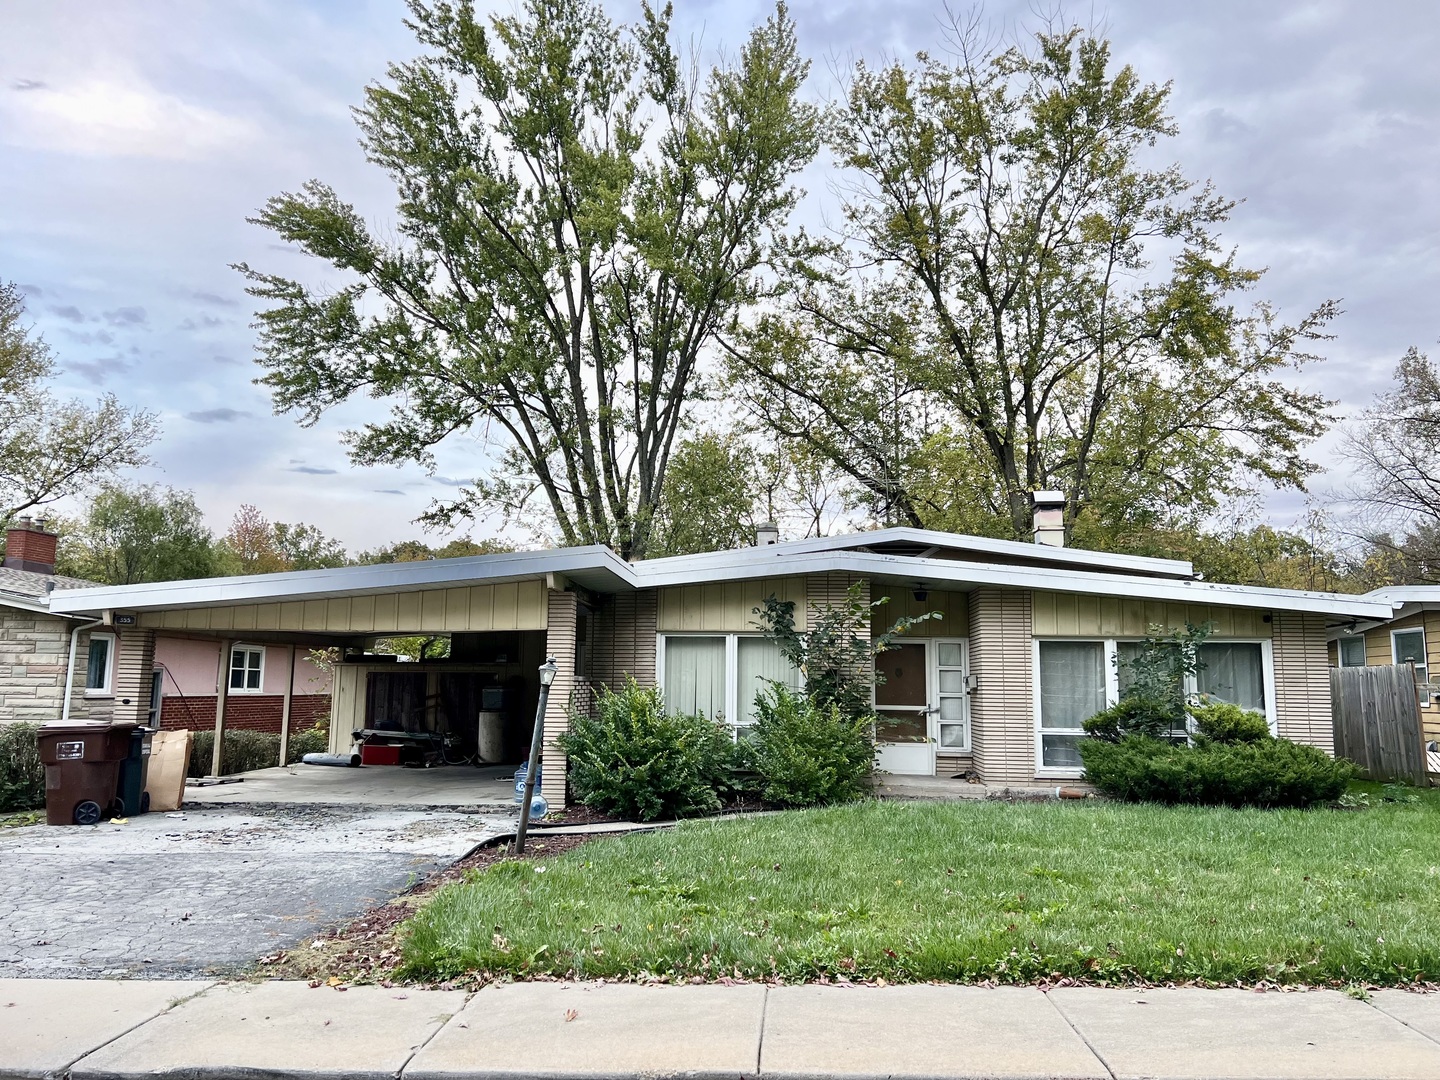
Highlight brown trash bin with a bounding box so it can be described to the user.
[36,721,136,826]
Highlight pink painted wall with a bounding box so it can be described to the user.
[154,636,332,697]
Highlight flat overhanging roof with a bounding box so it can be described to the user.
[46,534,1396,622]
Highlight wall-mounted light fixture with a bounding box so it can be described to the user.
[913,584,929,602]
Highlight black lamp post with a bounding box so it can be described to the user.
[515,655,558,854]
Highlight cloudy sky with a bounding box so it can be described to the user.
[2,0,1438,551]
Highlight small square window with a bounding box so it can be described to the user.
[1338,635,1366,668]
[229,647,265,693]
[85,635,114,694]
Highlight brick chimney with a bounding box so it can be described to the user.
[3,516,58,574]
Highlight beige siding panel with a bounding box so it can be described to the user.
[869,588,969,638]
[134,582,554,637]
[111,628,156,725]
[1271,612,1333,753]
[329,665,363,754]
[968,587,1034,784]
[1031,591,1270,639]
[655,577,807,633]
[541,590,580,809]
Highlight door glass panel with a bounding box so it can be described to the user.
[875,643,926,707]
[938,696,965,720]
[939,723,967,748]
[939,669,966,694]
[937,641,963,667]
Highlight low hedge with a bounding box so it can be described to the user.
[559,680,733,821]
[0,723,45,812]
[742,685,875,807]
[1080,734,1355,809]
[186,725,330,777]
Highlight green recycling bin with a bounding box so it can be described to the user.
[116,726,155,817]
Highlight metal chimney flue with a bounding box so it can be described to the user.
[755,522,780,547]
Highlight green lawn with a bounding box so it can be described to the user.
[402,785,1440,987]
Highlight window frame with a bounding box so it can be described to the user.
[1391,627,1430,705]
[1032,636,1277,779]
[84,632,116,697]
[655,632,800,737]
[1337,634,1367,668]
[228,644,266,695]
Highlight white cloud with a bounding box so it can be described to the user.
[0,75,259,160]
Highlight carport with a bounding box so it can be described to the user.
[47,547,636,808]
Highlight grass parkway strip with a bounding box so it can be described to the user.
[396,785,1440,988]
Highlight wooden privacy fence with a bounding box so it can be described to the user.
[1330,664,1427,785]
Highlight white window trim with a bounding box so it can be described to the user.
[1032,637,1277,780]
[656,632,800,734]
[1337,634,1367,668]
[1391,627,1430,705]
[229,644,266,695]
[84,632,116,697]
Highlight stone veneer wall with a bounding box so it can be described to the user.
[0,609,101,724]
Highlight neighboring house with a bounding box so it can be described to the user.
[1326,586,1440,762]
[153,637,332,735]
[0,519,120,726]
[46,494,1395,807]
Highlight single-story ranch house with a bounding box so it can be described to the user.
[33,496,1394,807]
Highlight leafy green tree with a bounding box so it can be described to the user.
[239,0,819,560]
[216,504,347,574]
[56,484,218,585]
[358,536,515,563]
[732,19,1335,543]
[650,433,762,557]
[754,582,937,721]
[0,282,158,525]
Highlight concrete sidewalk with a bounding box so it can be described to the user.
[6,978,1440,1080]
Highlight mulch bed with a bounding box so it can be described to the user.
[253,831,598,987]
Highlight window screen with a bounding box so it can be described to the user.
[1037,641,1105,768]
[85,637,111,691]
[1338,635,1366,667]
[663,636,726,720]
[736,637,798,728]
[1196,642,1265,713]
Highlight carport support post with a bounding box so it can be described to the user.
[210,639,231,778]
[278,645,295,768]
[515,656,558,855]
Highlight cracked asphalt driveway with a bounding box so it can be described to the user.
[0,805,513,979]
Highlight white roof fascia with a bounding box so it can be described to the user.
[1362,587,1440,608]
[633,550,1396,620]
[47,546,638,614]
[639,526,1196,579]
[0,592,80,617]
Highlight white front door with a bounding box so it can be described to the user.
[875,641,935,775]
[933,639,971,755]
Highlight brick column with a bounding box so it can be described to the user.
[541,589,579,808]
[110,628,156,726]
[968,587,1035,785]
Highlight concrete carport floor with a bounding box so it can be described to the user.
[188,761,525,809]
[0,802,514,979]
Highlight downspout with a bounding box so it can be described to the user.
[62,617,104,724]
